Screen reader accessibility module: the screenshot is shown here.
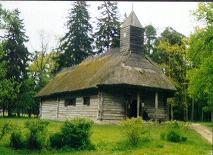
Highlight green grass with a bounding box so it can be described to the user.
[199,122,213,128]
[0,118,211,155]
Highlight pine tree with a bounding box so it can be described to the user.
[1,9,30,116]
[3,9,29,82]
[56,1,93,71]
[94,1,120,54]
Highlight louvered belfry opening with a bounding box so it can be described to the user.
[120,11,144,54]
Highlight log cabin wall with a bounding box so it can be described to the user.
[40,90,168,122]
[41,98,58,120]
[41,95,99,121]
[100,92,126,122]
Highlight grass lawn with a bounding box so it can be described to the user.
[199,122,213,128]
[0,118,211,155]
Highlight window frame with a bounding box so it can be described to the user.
[64,98,76,107]
[83,96,90,106]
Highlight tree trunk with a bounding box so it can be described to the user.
[28,110,31,118]
[2,106,5,117]
[191,99,194,121]
[17,108,20,117]
[8,105,12,117]
[201,109,204,122]
[186,106,188,121]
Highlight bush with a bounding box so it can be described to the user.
[10,130,25,149]
[121,118,144,146]
[161,121,188,143]
[50,117,94,149]
[166,120,180,129]
[166,130,181,142]
[25,120,49,150]
[49,132,64,149]
[0,122,14,139]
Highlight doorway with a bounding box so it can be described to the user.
[127,99,137,118]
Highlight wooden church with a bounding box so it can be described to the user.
[36,11,176,123]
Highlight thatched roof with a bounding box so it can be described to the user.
[36,49,176,97]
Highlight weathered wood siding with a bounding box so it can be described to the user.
[142,92,168,121]
[41,99,58,120]
[120,25,144,54]
[100,92,125,121]
[40,91,168,122]
[41,95,99,121]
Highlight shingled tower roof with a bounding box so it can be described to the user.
[121,11,142,28]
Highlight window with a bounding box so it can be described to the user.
[83,97,90,106]
[64,98,76,107]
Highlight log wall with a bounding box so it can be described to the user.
[41,95,99,121]
[100,92,125,121]
[40,91,168,122]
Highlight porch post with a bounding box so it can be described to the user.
[39,99,42,117]
[155,92,158,121]
[137,93,140,117]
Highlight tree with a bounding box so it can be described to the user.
[187,2,213,121]
[2,9,29,82]
[0,46,20,117]
[56,1,93,71]
[29,31,57,90]
[94,1,120,54]
[144,25,157,55]
[30,51,58,91]
[151,27,188,120]
[1,8,30,116]
[18,77,38,117]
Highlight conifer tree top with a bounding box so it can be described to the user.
[121,11,142,28]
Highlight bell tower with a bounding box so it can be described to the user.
[120,11,144,54]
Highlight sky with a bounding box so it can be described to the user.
[1,1,199,53]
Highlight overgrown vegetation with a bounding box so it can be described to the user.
[8,120,49,150]
[10,130,25,149]
[50,117,94,150]
[0,121,14,140]
[121,118,149,146]
[0,118,211,155]
[25,120,49,149]
[160,121,188,143]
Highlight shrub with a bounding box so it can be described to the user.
[181,135,187,142]
[166,130,181,142]
[10,130,25,149]
[0,122,14,140]
[161,121,188,143]
[121,118,144,146]
[50,117,94,149]
[165,120,180,129]
[49,132,64,149]
[25,120,49,150]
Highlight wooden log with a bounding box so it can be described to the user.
[155,92,158,121]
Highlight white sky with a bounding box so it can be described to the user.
[1,1,199,53]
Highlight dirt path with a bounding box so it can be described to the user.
[191,123,213,144]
